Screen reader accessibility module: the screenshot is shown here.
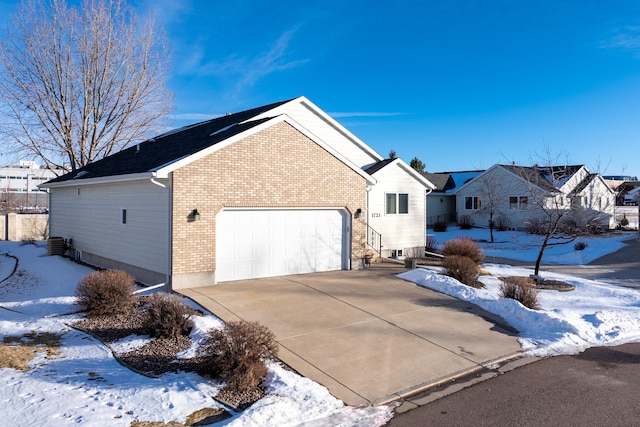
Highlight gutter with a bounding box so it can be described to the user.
[150,174,172,288]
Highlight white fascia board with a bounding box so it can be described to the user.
[394,159,436,189]
[259,96,384,161]
[39,172,154,189]
[278,97,385,163]
[154,114,377,185]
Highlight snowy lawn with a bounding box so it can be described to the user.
[427,227,636,265]
[404,228,640,356]
[0,242,392,427]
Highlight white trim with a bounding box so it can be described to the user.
[39,172,153,189]
[153,114,377,185]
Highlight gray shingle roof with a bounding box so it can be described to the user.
[45,99,294,184]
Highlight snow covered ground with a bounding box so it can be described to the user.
[0,242,392,427]
[1,230,639,426]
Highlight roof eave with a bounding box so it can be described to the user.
[153,114,377,185]
[39,172,155,189]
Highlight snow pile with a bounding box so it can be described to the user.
[399,264,640,356]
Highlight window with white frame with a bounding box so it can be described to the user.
[509,196,528,210]
[386,193,409,214]
[465,196,481,210]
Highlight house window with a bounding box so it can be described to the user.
[121,209,127,224]
[386,193,409,214]
[509,196,528,210]
[465,196,481,210]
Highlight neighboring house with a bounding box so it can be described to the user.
[423,171,483,227]
[364,158,435,258]
[602,176,639,206]
[41,97,434,289]
[1,161,62,211]
[626,186,640,205]
[455,164,615,230]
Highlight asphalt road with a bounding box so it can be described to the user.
[388,343,640,427]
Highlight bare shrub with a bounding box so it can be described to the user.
[432,221,447,232]
[425,235,439,252]
[457,214,474,229]
[76,270,136,317]
[574,241,587,251]
[494,215,511,231]
[620,215,629,227]
[526,217,547,235]
[144,293,195,339]
[500,280,540,310]
[442,255,483,288]
[442,237,484,263]
[201,321,279,392]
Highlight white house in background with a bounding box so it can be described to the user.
[423,170,483,227]
[626,186,640,205]
[364,158,435,258]
[455,164,615,230]
[42,97,435,288]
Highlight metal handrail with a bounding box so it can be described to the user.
[366,224,382,254]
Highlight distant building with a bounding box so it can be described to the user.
[0,161,62,211]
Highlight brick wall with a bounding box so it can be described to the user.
[171,121,367,280]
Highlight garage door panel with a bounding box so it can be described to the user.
[216,209,347,282]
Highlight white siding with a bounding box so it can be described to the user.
[368,163,426,255]
[456,167,545,229]
[576,177,616,229]
[427,194,456,226]
[49,179,169,275]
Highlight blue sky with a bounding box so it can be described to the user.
[4,0,640,175]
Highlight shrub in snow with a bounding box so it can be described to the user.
[574,241,587,251]
[457,214,474,229]
[143,293,195,339]
[620,215,629,227]
[432,221,447,232]
[500,280,540,310]
[494,215,511,231]
[201,320,279,392]
[442,237,484,263]
[76,270,136,317]
[442,255,482,288]
[525,216,547,235]
[425,235,439,252]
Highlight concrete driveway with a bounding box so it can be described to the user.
[177,263,522,406]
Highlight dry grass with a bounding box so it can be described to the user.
[0,331,62,370]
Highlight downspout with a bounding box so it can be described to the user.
[150,176,171,287]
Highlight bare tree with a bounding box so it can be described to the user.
[472,167,509,243]
[513,162,612,278]
[0,0,173,173]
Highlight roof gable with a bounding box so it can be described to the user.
[365,158,435,189]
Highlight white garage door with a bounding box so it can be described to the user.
[216,209,349,282]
